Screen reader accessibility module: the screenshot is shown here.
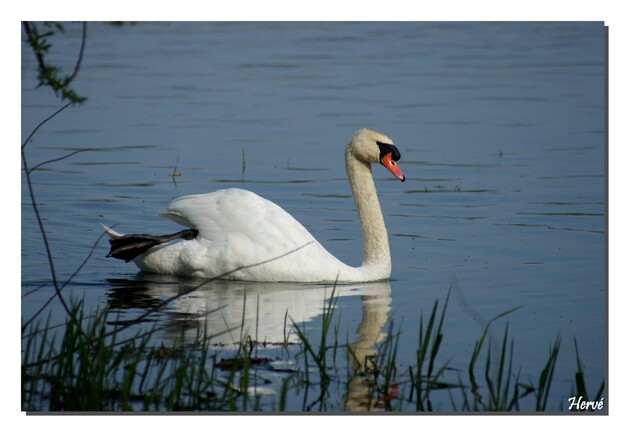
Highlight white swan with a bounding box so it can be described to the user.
[104,128,405,282]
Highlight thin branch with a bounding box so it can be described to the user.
[22,22,46,75]
[27,149,87,174]
[22,145,70,316]
[22,99,95,322]
[60,230,108,290]
[22,101,72,150]
[21,230,109,331]
[21,282,48,299]
[22,241,316,369]
[22,21,88,104]
[68,22,87,82]
[108,241,315,335]
[21,293,57,332]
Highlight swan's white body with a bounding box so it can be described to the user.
[105,129,404,283]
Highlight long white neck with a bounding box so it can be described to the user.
[345,148,391,279]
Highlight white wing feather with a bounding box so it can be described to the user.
[130,188,352,281]
[159,188,315,249]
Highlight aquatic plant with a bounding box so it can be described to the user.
[21,287,606,412]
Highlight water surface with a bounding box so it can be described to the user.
[21,21,606,412]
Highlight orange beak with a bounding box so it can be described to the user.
[380,152,405,182]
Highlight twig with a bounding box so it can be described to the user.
[22,101,72,150]
[68,22,87,83]
[26,239,315,362]
[21,102,94,321]
[22,22,88,104]
[21,230,109,331]
[109,241,315,335]
[22,138,71,316]
[27,149,88,174]
[22,22,46,76]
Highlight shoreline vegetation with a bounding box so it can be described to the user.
[21,284,605,412]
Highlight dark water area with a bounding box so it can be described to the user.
[21,22,606,412]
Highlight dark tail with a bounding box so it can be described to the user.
[106,229,199,263]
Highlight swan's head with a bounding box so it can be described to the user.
[347,128,405,182]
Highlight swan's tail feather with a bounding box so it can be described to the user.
[106,234,165,262]
[100,223,123,238]
[104,227,199,263]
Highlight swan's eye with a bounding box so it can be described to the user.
[377,141,402,162]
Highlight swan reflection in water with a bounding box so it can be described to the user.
[106,275,392,411]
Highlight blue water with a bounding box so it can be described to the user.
[21,21,606,412]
